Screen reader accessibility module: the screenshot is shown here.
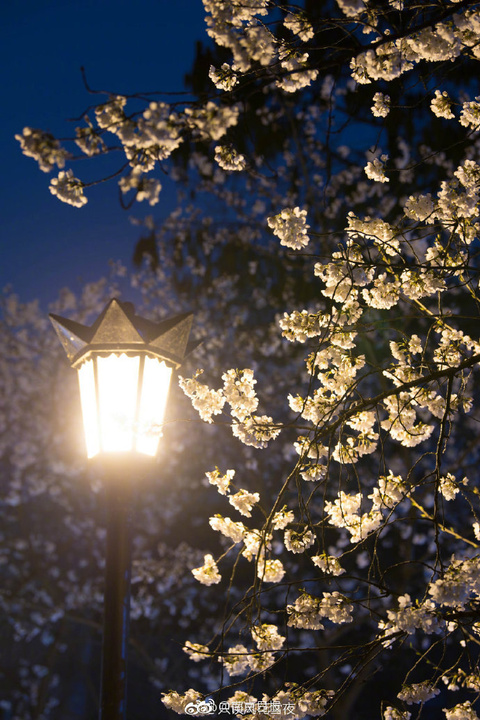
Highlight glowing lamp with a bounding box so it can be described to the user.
[50,299,194,458]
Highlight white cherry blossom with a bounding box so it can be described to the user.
[49,169,87,207]
[191,554,221,586]
[267,207,310,250]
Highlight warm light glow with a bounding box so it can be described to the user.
[97,354,140,453]
[77,353,173,458]
[78,358,100,458]
[136,357,172,455]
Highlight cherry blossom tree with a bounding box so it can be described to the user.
[11,0,480,718]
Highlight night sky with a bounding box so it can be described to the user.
[1,0,207,308]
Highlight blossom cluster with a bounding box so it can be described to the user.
[312,554,345,576]
[397,682,440,705]
[193,460,289,592]
[184,623,286,678]
[49,169,87,207]
[287,591,354,630]
[119,168,161,205]
[15,127,68,172]
[350,10,480,85]
[191,554,221,586]
[284,13,314,41]
[209,62,238,91]
[214,145,246,172]
[431,90,455,120]
[365,154,389,183]
[17,91,245,206]
[371,92,391,117]
[178,370,226,423]
[179,368,281,448]
[384,709,411,720]
[277,51,319,93]
[379,594,442,640]
[267,207,310,250]
[444,702,480,720]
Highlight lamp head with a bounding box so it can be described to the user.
[50,299,195,459]
[50,297,195,369]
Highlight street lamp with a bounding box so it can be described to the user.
[50,298,194,720]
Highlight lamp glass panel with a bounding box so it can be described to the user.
[97,354,140,452]
[136,357,172,456]
[77,358,100,458]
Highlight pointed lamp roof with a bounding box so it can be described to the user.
[89,299,144,345]
[50,298,195,367]
[149,313,193,361]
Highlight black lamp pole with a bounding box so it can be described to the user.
[100,474,133,720]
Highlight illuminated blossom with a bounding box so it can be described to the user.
[191,554,221,586]
[372,92,391,117]
[431,90,455,119]
[268,207,310,250]
[365,155,389,183]
[397,682,440,705]
[49,169,87,207]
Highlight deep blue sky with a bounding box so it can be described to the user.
[1,0,207,309]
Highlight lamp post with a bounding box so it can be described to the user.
[50,298,194,720]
